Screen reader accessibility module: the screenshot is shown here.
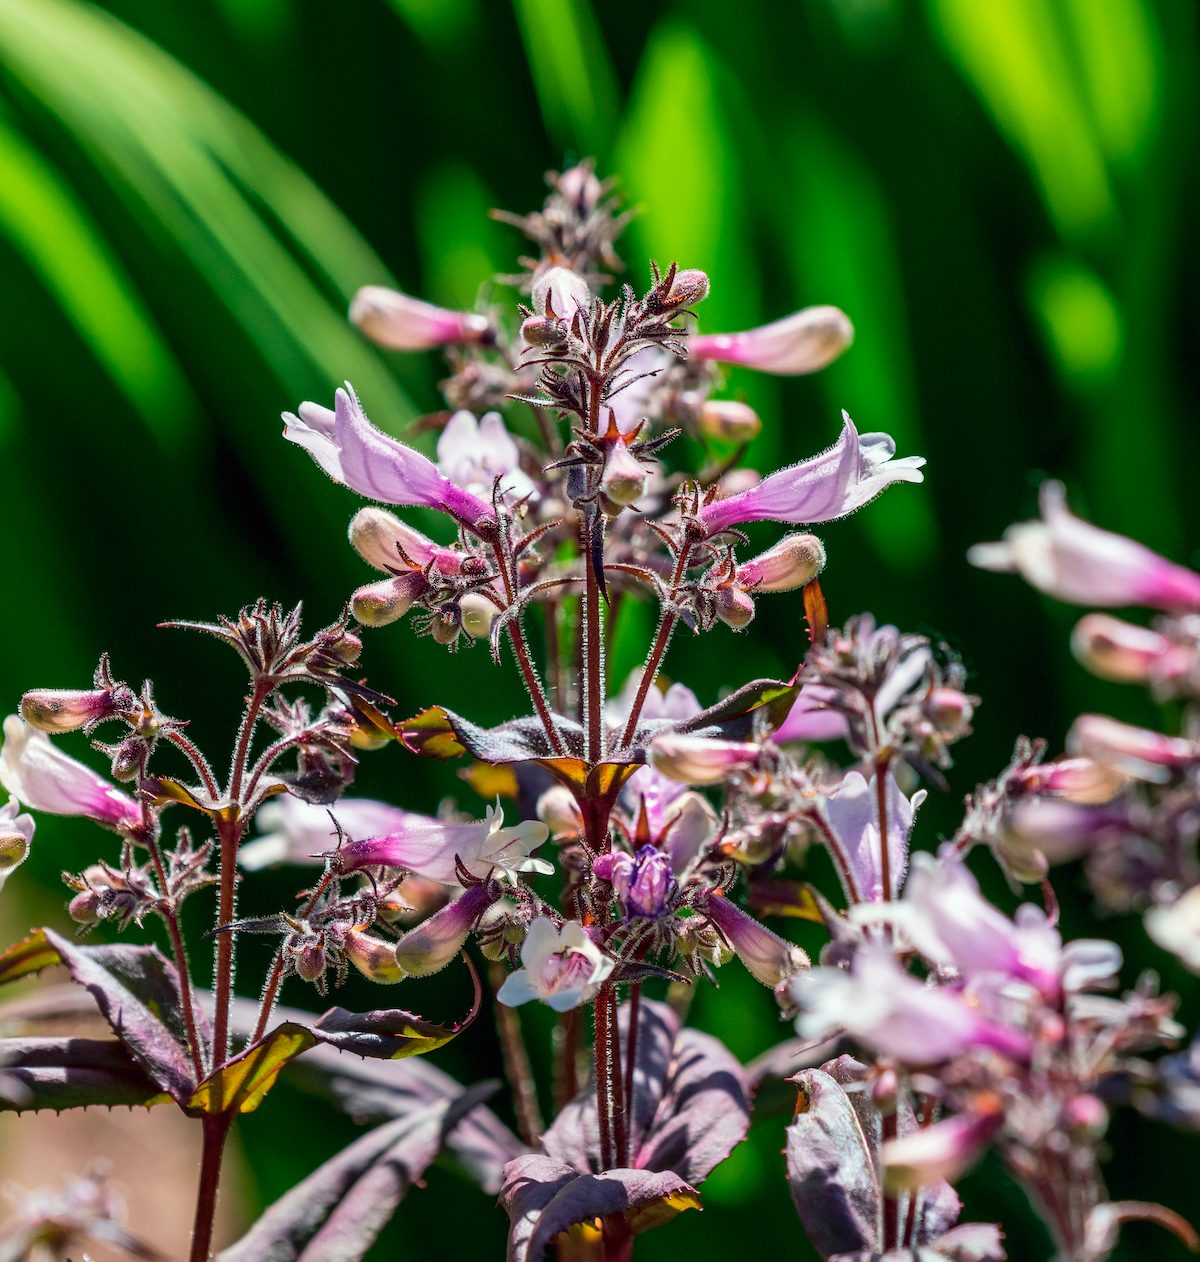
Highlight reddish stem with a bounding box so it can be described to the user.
[188,1113,231,1262]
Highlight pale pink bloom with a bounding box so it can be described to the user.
[530,266,592,318]
[495,917,614,1012]
[347,506,463,576]
[690,305,854,375]
[336,801,551,884]
[1067,714,1200,782]
[241,794,430,871]
[394,883,496,977]
[283,384,493,531]
[735,533,826,593]
[436,411,536,503]
[1070,612,1199,690]
[0,716,138,832]
[705,893,808,988]
[19,689,123,734]
[883,1107,1002,1191]
[821,770,924,903]
[697,414,924,536]
[694,399,761,444]
[648,732,760,786]
[349,285,491,351]
[1014,755,1127,803]
[0,798,34,886]
[1146,886,1200,972]
[789,944,1030,1065]
[772,685,850,744]
[969,481,1200,610]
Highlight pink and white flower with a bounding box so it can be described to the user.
[1067,714,1200,782]
[495,917,614,1012]
[436,411,536,503]
[689,306,854,376]
[696,414,924,537]
[349,285,492,351]
[969,481,1200,610]
[0,798,34,887]
[0,716,139,833]
[820,769,924,903]
[335,800,551,884]
[283,384,494,532]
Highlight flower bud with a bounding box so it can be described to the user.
[344,927,406,983]
[291,939,327,984]
[531,266,591,318]
[1071,613,1170,683]
[351,572,429,627]
[1015,756,1126,804]
[715,586,755,631]
[68,887,103,925]
[20,689,122,734]
[925,687,975,740]
[394,883,497,977]
[348,507,438,574]
[557,162,603,208]
[882,1104,1002,1192]
[600,441,648,508]
[520,315,568,348]
[536,785,582,838]
[664,268,710,309]
[650,732,759,785]
[460,592,497,639]
[1067,714,1200,782]
[690,306,854,376]
[704,892,808,988]
[1064,1093,1108,1137]
[350,285,492,351]
[595,846,673,920]
[696,400,762,444]
[736,534,825,593]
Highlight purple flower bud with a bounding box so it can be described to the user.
[663,268,710,309]
[696,414,924,536]
[649,732,760,785]
[736,533,826,593]
[690,305,854,375]
[557,162,603,208]
[1067,714,1200,782]
[351,572,430,627]
[20,688,123,734]
[969,481,1200,611]
[519,314,568,348]
[283,385,495,533]
[394,883,497,977]
[714,585,756,630]
[349,285,491,350]
[695,399,762,443]
[1071,613,1173,683]
[600,440,649,508]
[596,846,674,919]
[705,892,808,988]
[0,716,139,833]
[291,938,327,983]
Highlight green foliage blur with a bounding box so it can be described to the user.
[1,0,1198,1257]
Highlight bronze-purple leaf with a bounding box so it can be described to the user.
[0,1037,168,1112]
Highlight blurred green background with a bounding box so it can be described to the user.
[1,0,1198,1257]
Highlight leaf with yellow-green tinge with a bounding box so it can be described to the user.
[0,929,62,986]
[188,1023,313,1115]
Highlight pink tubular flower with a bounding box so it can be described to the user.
[705,892,809,988]
[283,384,494,532]
[1071,613,1186,685]
[882,1105,1003,1192]
[648,732,760,786]
[394,883,497,977]
[821,770,923,903]
[495,917,614,1012]
[968,481,1200,610]
[347,506,464,577]
[334,801,551,884]
[696,414,925,537]
[1067,714,1200,782]
[689,305,854,375]
[349,285,492,351]
[735,533,826,593]
[0,716,139,833]
[789,944,1030,1066]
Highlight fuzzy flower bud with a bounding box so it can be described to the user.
[736,533,826,593]
[662,268,710,310]
[1067,714,1200,782]
[519,314,568,348]
[594,846,673,919]
[344,927,406,984]
[600,441,649,508]
[1071,613,1172,683]
[695,400,762,444]
[649,732,760,785]
[715,585,756,630]
[348,506,441,574]
[531,266,592,318]
[351,572,429,627]
[690,305,854,375]
[350,285,492,350]
[394,883,497,977]
[705,893,808,989]
[20,689,124,734]
[460,592,497,640]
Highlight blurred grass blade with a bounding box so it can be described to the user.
[0,115,191,448]
[513,0,620,159]
[1026,254,1123,391]
[385,0,480,52]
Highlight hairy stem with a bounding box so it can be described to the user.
[581,515,606,763]
[489,961,544,1145]
[188,1113,231,1262]
[211,818,240,1066]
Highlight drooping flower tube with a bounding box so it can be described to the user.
[0,716,140,833]
[696,414,925,537]
[689,305,854,376]
[333,801,552,884]
[349,285,492,351]
[495,917,614,1012]
[394,883,498,977]
[283,384,495,533]
[0,799,34,888]
[704,892,809,989]
[648,732,760,786]
[1067,714,1200,783]
[882,1104,1004,1192]
[969,481,1200,610]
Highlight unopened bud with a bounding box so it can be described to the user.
[1071,613,1169,683]
[650,732,760,785]
[68,887,102,924]
[351,572,428,627]
[430,609,461,646]
[531,266,591,318]
[1016,756,1126,804]
[292,939,326,983]
[872,1067,899,1114]
[104,735,148,783]
[344,927,406,983]
[600,442,649,509]
[704,892,808,988]
[690,306,854,376]
[348,507,437,573]
[557,162,603,209]
[715,585,756,630]
[1068,714,1200,782]
[696,400,762,444]
[331,631,363,665]
[925,687,974,738]
[664,268,710,309]
[1064,1093,1108,1137]
[520,315,568,348]
[20,689,121,734]
[460,592,497,639]
[394,883,497,977]
[736,534,825,593]
[350,285,491,351]
[536,785,582,839]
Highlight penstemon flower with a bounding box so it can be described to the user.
[495,917,614,1012]
[349,284,493,350]
[689,305,855,375]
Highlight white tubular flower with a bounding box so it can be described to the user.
[496,918,614,1012]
